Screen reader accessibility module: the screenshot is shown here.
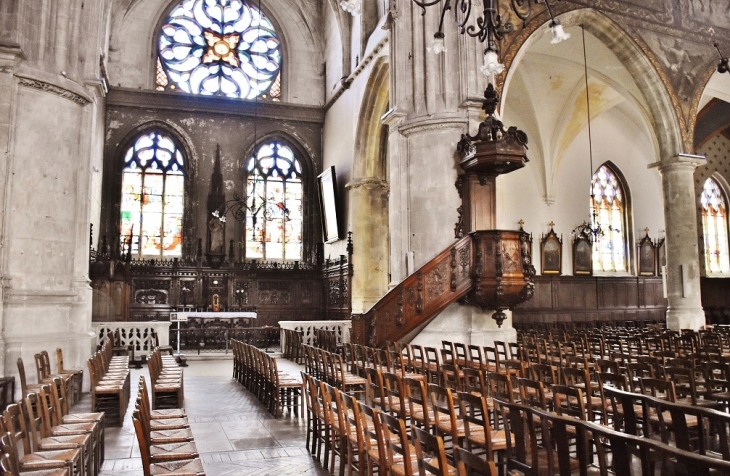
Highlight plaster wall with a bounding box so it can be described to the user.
[324,3,344,104]
[498,107,664,276]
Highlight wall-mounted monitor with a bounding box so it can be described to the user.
[317,166,342,243]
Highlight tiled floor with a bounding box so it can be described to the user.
[74,355,328,476]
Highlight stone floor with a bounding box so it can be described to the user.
[73,356,328,476]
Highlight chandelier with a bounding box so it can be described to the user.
[410,0,568,79]
[571,26,612,244]
[715,43,729,74]
[212,192,290,228]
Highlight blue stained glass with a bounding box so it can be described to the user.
[157,0,281,100]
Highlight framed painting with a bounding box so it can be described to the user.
[317,166,342,243]
[573,234,593,276]
[638,230,656,276]
[540,225,562,275]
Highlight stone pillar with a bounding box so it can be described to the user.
[652,154,705,330]
[347,178,389,313]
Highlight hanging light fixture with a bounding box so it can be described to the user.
[715,43,729,74]
[412,0,568,81]
[571,26,610,243]
[340,0,361,15]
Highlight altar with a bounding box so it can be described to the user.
[171,311,257,320]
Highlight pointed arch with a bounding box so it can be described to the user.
[501,8,683,161]
[348,56,390,313]
[240,132,316,262]
[105,120,199,259]
[700,174,730,275]
[591,161,632,273]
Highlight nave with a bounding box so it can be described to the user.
[88,359,325,476]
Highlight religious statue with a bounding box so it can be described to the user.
[208,216,224,253]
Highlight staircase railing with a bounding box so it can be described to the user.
[351,234,473,347]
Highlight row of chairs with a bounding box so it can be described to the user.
[231,339,302,417]
[281,329,304,364]
[86,340,130,426]
[33,350,82,408]
[17,349,83,406]
[302,345,368,398]
[148,349,184,410]
[0,378,105,476]
[302,372,498,476]
[132,376,204,476]
[495,396,730,476]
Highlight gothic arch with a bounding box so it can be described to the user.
[592,160,635,274]
[104,119,199,258]
[348,56,390,313]
[239,132,318,262]
[501,8,683,161]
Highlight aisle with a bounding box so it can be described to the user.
[75,358,327,476]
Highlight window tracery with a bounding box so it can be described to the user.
[120,131,185,258]
[591,164,628,272]
[157,0,281,100]
[245,141,303,260]
[701,177,730,274]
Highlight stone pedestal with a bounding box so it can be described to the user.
[652,154,706,330]
[411,304,516,348]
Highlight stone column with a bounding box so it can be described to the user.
[652,154,705,330]
[347,178,389,313]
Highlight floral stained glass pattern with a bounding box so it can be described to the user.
[157,0,281,100]
[244,142,302,260]
[120,132,184,257]
[591,164,627,272]
[701,178,730,274]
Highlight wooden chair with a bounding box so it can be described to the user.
[0,432,69,476]
[458,390,509,470]
[411,426,457,476]
[3,403,80,476]
[429,384,463,455]
[132,411,204,476]
[405,377,433,433]
[359,402,384,476]
[341,392,368,476]
[321,382,346,476]
[23,393,92,476]
[17,357,44,398]
[454,447,497,476]
[379,412,418,476]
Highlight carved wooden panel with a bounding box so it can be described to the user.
[513,276,667,325]
[354,234,474,347]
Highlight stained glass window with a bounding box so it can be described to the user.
[157,0,282,100]
[245,142,303,260]
[120,132,185,258]
[701,178,730,274]
[591,164,627,272]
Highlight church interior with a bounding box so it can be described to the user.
[3,0,730,474]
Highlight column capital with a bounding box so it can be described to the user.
[648,153,706,172]
[345,177,389,192]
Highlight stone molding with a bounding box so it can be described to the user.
[398,115,469,137]
[649,153,706,171]
[324,36,389,112]
[345,177,389,191]
[4,288,83,305]
[107,87,325,124]
[17,77,90,105]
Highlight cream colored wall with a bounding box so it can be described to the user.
[498,107,665,275]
